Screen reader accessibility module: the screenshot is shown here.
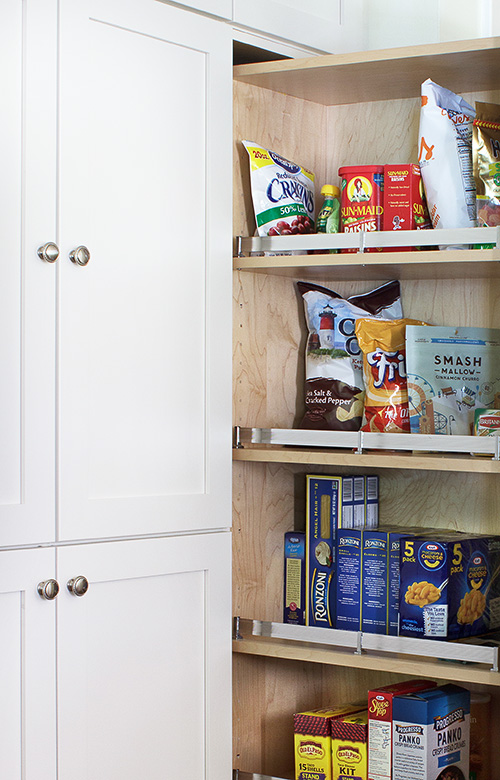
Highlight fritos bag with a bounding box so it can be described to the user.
[298,281,402,431]
[473,101,500,229]
[418,79,477,244]
[355,318,428,433]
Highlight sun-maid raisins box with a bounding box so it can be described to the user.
[392,684,470,780]
[399,532,500,640]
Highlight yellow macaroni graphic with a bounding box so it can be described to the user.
[457,588,486,625]
[404,581,441,607]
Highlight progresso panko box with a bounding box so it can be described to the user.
[399,532,500,639]
[392,684,470,780]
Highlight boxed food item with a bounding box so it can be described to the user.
[335,528,362,631]
[405,325,500,435]
[339,165,384,252]
[474,408,500,436]
[294,704,365,780]
[368,679,437,780]
[382,164,431,250]
[365,475,379,529]
[399,532,500,640]
[306,475,341,628]
[331,711,368,780]
[392,684,470,780]
[361,529,390,634]
[341,475,365,529]
[284,532,306,625]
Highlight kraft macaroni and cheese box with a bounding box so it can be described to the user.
[392,684,470,780]
[368,680,437,780]
[306,475,341,628]
[294,704,366,780]
[399,532,500,639]
[284,532,306,625]
[336,529,362,630]
[331,711,368,780]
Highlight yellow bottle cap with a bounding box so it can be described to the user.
[321,184,340,198]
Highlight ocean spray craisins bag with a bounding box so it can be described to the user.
[298,280,402,430]
[242,141,315,238]
[418,79,477,241]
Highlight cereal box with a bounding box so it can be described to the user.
[284,532,306,625]
[368,679,437,780]
[382,164,431,251]
[331,711,368,780]
[392,684,470,780]
[399,532,500,639]
[294,704,366,780]
[306,475,341,628]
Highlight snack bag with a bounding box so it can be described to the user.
[473,101,500,232]
[242,141,315,238]
[355,318,428,433]
[418,79,477,244]
[298,281,403,431]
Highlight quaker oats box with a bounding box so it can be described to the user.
[331,711,368,780]
[306,475,342,628]
[392,684,470,780]
[284,532,306,625]
[368,679,437,780]
[399,532,500,640]
[294,704,365,780]
[405,326,500,435]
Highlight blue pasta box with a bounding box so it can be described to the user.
[283,532,306,625]
[306,475,342,628]
[392,684,470,780]
[365,475,379,529]
[399,532,500,640]
[335,528,362,631]
[361,529,389,634]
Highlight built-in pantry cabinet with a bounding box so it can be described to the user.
[232,37,500,779]
[1,0,231,776]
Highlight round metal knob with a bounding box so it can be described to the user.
[67,575,89,597]
[37,579,60,600]
[37,242,59,263]
[69,246,91,266]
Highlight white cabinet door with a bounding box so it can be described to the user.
[56,532,231,780]
[0,547,57,779]
[57,0,232,541]
[0,0,57,547]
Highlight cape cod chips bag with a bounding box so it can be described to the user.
[242,141,315,238]
[355,317,428,433]
[298,281,402,431]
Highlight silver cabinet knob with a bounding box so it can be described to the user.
[67,576,89,597]
[37,242,59,263]
[69,246,90,266]
[37,579,60,600]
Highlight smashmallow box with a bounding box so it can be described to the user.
[399,532,500,640]
[392,684,470,780]
[306,475,341,628]
[284,532,306,625]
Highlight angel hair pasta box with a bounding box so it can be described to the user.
[399,532,500,640]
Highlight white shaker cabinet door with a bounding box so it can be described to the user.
[57,0,232,540]
[0,548,57,780]
[0,0,57,546]
[56,532,231,780]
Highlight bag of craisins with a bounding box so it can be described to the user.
[298,280,402,431]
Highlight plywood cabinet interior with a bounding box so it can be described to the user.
[232,37,500,779]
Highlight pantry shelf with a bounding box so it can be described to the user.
[233,773,288,780]
[233,36,500,106]
[233,427,500,473]
[233,619,500,688]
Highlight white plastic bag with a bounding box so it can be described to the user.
[418,79,477,244]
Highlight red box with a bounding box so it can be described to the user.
[382,164,431,251]
[368,679,436,780]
